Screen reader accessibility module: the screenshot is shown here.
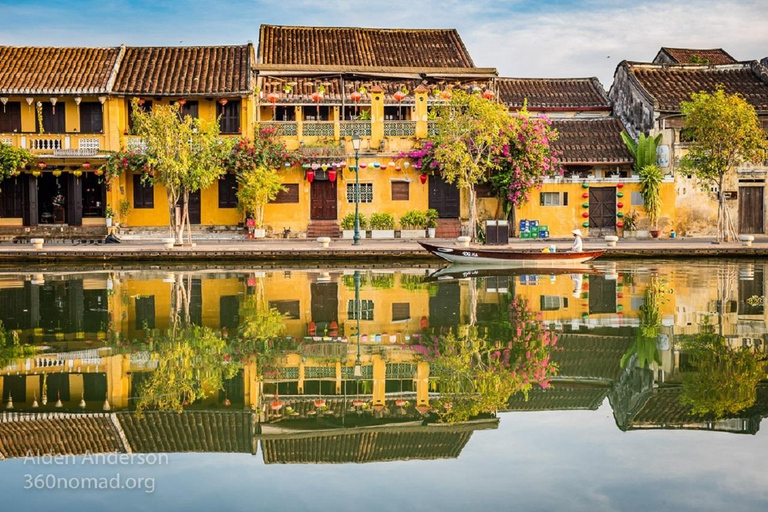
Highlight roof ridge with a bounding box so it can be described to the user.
[0,44,121,50]
[259,24,459,32]
[498,77,597,81]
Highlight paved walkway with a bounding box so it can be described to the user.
[1,235,767,264]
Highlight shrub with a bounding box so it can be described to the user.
[341,212,368,230]
[370,212,394,230]
[426,209,439,229]
[399,210,426,229]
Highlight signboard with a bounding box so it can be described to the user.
[724,191,738,200]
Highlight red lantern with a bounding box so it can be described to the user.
[419,173,427,184]
[483,90,495,100]
[394,90,407,102]
[82,161,91,170]
[306,169,315,183]
[310,92,323,103]
[617,292,624,299]
[420,316,428,329]
[617,202,624,208]
[582,212,589,218]
[270,400,284,411]
[314,399,326,408]
[176,98,187,106]
[218,98,228,106]
[267,92,279,104]
[440,90,452,100]
[308,321,317,335]
[395,399,408,407]
[616,183,624,188]
[137,98,146,106]
[350,91,362,102]
[582,192,589,199]
[328,169,337,182]
[617,221,624,228]
[37,161,47,170]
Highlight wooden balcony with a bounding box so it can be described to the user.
[0,133,106,157]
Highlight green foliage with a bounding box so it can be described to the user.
[425,208,439,229]
[621,277,668,369]
[0,143,33,185]
[399,209,427,229]
[369,273,395,290]
[341,212,368,230]
[639,164,664,228]
[621,131,662,174]
[369,212,394,230]
[400,273,426,291]
[680,333,765,418]
[100,151,150,182]
[623,210,639,231]
[236,167,285,229]
[0,321,35,367]
[239,290,286,341]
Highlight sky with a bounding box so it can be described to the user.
[0,0,766,88]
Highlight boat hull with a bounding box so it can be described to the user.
[418,242,604,267]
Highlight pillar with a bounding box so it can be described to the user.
[371,354,386,406]
[370,86,385,148]
[416,361,430,406]
[414,85,429,139]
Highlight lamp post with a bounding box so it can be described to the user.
[352,134,362,245]
[353,269,362,379]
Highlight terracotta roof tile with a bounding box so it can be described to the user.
[552,118,634,165]
[506,386,608,411]
[552,334,634,381]
[258,25,475,69]
[0,46,121,95]
[0,412,124,459]
[655,47,737,65]
[498,78,610,110]
[117,411,255,453]
[113,45,252,96]
[627,62,768,111]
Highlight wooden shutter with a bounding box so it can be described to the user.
[271,184,300,203]
[133,174,154,209]
[391,181,410,201]
[217,100,241,133]
[218,174,238,208]
[181,101,199,119]
[79,103,103,133]
[475,183,495,198]
[392,302,410,321]
[36,102,66,133]
[0,102,22,133]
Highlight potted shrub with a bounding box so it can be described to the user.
[118,199,131,228]
[426,209,438,238]
[341,212,368,239]
[399,209,426,239]
[640,164,663,238]
[622,210,639,238]
[236,166,285,239]
[105,206,115,228]
[370,212,395,239]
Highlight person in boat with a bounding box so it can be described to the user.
[570,229,584,253]
[571,273,583,298]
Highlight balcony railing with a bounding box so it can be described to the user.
[384,120,416,137]
[340,121,372,137]
[0,134,105,155]
[125,137,147,153]
[427,121,439,136]
[259,121,298,137]
[29,136,63,151]
[301,122,335,138]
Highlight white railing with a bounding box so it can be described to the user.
[30,138,62,151]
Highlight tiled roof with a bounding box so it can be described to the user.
[625,61,768,111]
[259,77,490,104]
[263,397,420,422]
[655,47,737,65]
[260,420,497,464]
[552,334,634,381]
[498,78,610,110]
[506,386,608,411]
[0,413,124,459]
[117,411,255,453]
[113,45,252,96]
[0,46,121,95]
[258,25,475,69]
[552,118,634,165]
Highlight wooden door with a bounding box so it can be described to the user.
[23,174,37,227]
[67,174,83,226]
[739,187,764,234]
[589,187,616,235]
[588,274,617,314]
[310,180,337,220]
[429,174,460,218]
[311,282,338,323]
[188,190,201,224]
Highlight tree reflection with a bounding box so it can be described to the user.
[239,275,285,341]
[621,277,668,369]
[0,321,35,367]
[414,296,558,423]
[681,328,766,418]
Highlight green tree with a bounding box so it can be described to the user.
[0,143,33,188]
[679,87,768,242]
[621,131,662,174]
[130,99,230,244]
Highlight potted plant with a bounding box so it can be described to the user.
[369,212,395,239]
[105,206,115,227]
[341,212,368,239]
[399,209,426,239]
[622,210,639,238]
[426,208,438,238]
[118,199,131,228]
[640,164,663,238]
[236,166,286,239]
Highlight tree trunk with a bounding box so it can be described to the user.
[718,176,727,243]
[509,204,517,238]
[468,185,478,242]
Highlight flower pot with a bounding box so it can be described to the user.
[650,230,660,238]
[106,217,113,228]
[370,229,395,239]
[342,229,355,239]
[399,229,424,239]
[427,227,436,238]
[254,228,266,239]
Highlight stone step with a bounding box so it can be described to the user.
[435,219,461,238]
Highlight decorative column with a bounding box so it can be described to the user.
[370,86,385,148]
[414,85,429,139]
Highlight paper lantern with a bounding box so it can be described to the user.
[328,169,337,182]
[306,170,315,183]
[582,212,589,218]
[617,192,624,198]
[616,221,624,228]
[581,182,589,189]
[617,202,624,208]
[617,212,624,218]
[617,183,624,188]
[373,162,380,168]
[393,91,407,102]
[359,163,367,169]
[82,161,91,170]
[582,192,589,199]
[582,222,589,228]
[419,174,427,184]
[582,202,589,208]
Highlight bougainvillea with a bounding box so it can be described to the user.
[100,150,151,183]
[0,143,33,185]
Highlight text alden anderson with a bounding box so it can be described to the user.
[23,451,169,465]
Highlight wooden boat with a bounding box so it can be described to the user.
[427,264,603,281]
[418,241,604,267]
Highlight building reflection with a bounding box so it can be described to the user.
[1,262,767,462]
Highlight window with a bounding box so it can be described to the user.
[540,192,567,206]
[0,176,24,217]
[218,174,238,208]
[391,181,409,201]
[180,101,198,119]
[347,299,374,320]
[540,295,562,311]
[475,183,495,198]
[36,102,66,133]
[271,184,299,203]
[135,296,156,330]
[346,183,373,203]
[79,102,103,133]
[304,106,330,121]
[0,102,21,132]
[631,191,644,206]
[133,174,154,209]
[220,296,240,330]
[392,302,410,322]
[82,173,105,217]
[217,100,241,134]
[269,300,301,319]
[273,106,295,121]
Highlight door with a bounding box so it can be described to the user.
[23,174,38,227]
[429,174,460,218]
[428,281,460,328]
[589,187,616,235]
[310,282,338,323]
[67,174,83,226]
[588,274,617,314]
[182,190,201,225]
[310,180,337,220]
[739,187,764,234]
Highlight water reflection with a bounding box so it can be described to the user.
[1,260,767,463]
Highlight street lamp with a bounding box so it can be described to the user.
[352,134,362,245]
[353,269,362,379]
